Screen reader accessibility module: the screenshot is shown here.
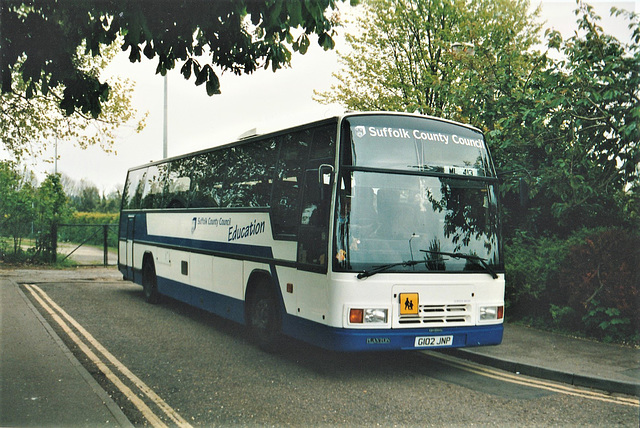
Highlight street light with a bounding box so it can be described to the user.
[451,42,475,56]
[163,74,168,159]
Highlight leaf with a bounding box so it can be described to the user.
[128,45,141,63]
[206,72,220,95]
[60,97,75,116]
[605,307,621,317]
[192,61,201,78]
[287,0,303,25]
[195,65,209,86]
[268,0,284,27]
[143,42,155,59]
[295,34,310,54]
[598,321,610,330]
[318,32,335,50]
[181,58,193,80]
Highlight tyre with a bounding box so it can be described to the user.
[246,284,282,351]
[142,258,160,304]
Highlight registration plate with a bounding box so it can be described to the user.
[414,335,453,348]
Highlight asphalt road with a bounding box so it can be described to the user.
[21,276,640,426]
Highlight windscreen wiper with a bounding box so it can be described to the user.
[357,260,426,279]
[421,250,499,279]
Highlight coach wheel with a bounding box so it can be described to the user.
[246,284,281,351]
[142,258,160,304]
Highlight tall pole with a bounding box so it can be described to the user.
[163,74,168,159]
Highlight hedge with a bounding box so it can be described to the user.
[505,227,639,344]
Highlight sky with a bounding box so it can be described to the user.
[5,0,639,194]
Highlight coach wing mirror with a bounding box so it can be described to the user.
[318,164,334,200]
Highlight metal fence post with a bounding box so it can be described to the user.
[103,225,109,267]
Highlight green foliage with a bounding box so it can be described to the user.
[1,39,146,161]
[71,212,119,224]
[0,161,35,253]
[316,0,541,120]
[32,174,72,262]
[506,227,639,344]
[65,179,121,213]
[582,302,636,344]
[549,305,577,331]
[556,228,639,342]
[2,0,345,118]
[59,212,119,248]
[504,231,567,322]
[516,4,640,234]
[1,163,120,264]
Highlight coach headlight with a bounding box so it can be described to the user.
[365,308,388,323]
[349,308,388,324]
[479,305,504,321]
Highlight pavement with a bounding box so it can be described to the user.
[1,268,131,427]
[1,267,638,427]
[449,324,640,397]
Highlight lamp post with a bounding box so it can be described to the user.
[163,74,168,159]
[451,42,475,56]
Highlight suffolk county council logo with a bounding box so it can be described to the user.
[191,217,197,234]
[354,126,366,138]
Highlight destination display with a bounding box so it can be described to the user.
[345,115,494,178]
[354,125,485,149]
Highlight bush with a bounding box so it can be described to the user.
[556,228,639,343]
[505,227,640,344]
[504,231,566,325]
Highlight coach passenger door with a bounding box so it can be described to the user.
[294,125,336,323]
[297,167,331,270]
[297,125,335,272]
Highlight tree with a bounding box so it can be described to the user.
[63,176,100,212]
[97,189,122,213]
[315,0,542,120]
[63,175,121,213]
[2,0,348,119]
[1,37,146,161]
[33,173,71,262]
[520,4,640,233]
[0,161,35,255]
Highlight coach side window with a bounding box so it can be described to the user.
[140,164,169,209]
[122,168,147,210]
[271,131,311,238]
[190,151,226,208]
[226,140,277,208]
[164,158,192,209]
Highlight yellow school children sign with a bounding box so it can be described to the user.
[400,293,419,315]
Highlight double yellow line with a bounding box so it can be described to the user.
[24,284,193,428]
[423,350,639,408]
